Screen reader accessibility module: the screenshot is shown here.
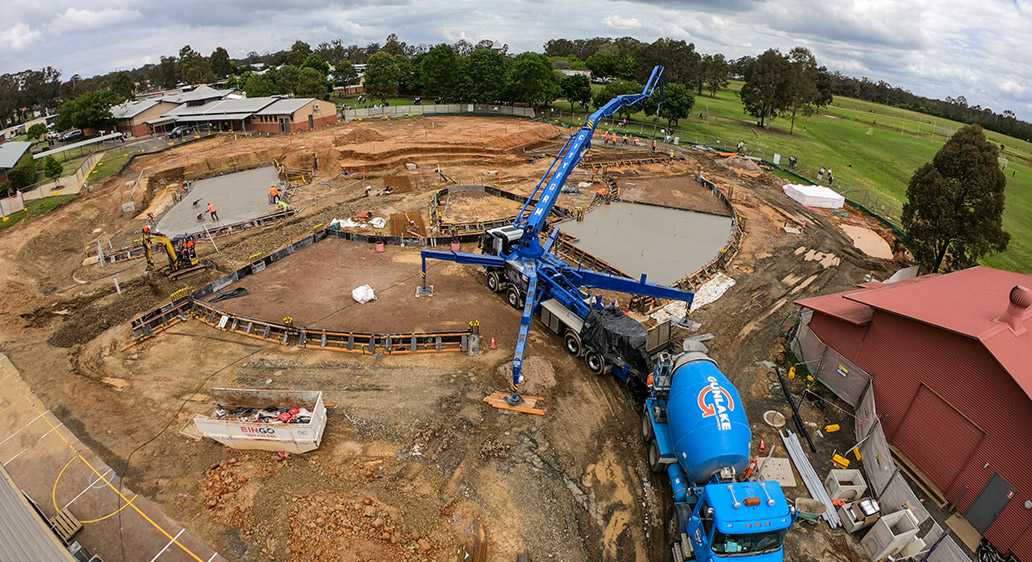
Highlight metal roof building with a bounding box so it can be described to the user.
[796,266,1032,560]
[0,464,75,561]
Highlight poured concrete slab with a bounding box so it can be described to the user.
[155,166,280,237]
[557,201,733,285]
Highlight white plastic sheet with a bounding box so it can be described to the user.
[783,184,845,209]
[352,284,377,303]
[369,217,387,229]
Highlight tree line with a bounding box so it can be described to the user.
[2,33,1028,144]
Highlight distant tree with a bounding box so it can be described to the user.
[636,38,699,92]
[814,66,834,112]
[383,34,406,57]
[544,38,576,57]
[421,44,460,99]
[561,74,591,111]
[902,124,1009,272]
[153,56,179,89]
[0,74,20,124]
[658,82,694,126]
[784,47,820,135]
[295,68,328,98]
[452,39,474,57]
[178,45,214,84]
[286,41,313,67]
[21,67,63,113]
[111,71,136,101]
[27,123,48,140]
[242,73,275,97]
[43,155,63,179]
[274,65,300,95]
[506,53,561,108]
[332,61,359,87]
[593,79,641,119]
[301,54,330,77]
[739,49,790,127]
[54,89,121,131]
[586,52,620,78]
[210,47,233,78]
[364,52,401,97]
[461,49,507,102]
[394,55,416,93]
[316,40,347,65]
[702,54,730,97]
[4,152,36,192]
[729,56,754,79]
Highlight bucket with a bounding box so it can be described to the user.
[451,240,460,252]
[375,241,385,252]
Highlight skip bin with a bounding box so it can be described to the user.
[193,388,327,453]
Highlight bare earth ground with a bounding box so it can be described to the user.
[0,115,910,562]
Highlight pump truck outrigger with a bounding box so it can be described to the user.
[419,66,697,408]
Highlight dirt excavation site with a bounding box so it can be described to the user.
[0,115,907,562]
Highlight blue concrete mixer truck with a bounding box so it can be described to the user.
[644,345,797,561]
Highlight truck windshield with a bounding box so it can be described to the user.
[711,528,787,557]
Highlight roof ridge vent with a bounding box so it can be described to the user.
[994,285,1031,335]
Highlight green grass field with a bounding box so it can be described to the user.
[0,195,76,233]
[548,83,1031,274]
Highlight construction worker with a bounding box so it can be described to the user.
[207,201,218,222]
[651,139,657,153]
[622,135,628,145]
[184,239,196,260]
[142,224,151,235]
[269,185,280,204]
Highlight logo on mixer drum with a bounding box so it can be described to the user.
[698,376,735,430]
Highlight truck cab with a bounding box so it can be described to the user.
[672,482,794,561]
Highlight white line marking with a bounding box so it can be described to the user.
[0,410,49,446]
[149,528,185,562]
[206,552,219,562]
[37,422,65,442]
[2,448,27,466]
[63,468,114,510]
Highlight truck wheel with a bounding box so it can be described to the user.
[506,286,522,309]
[667,504,694,558]
[641,410,654,442]
[487,271,501,292]
[584,351,605,375]
[563,331,581,356]
[648,439,663,473]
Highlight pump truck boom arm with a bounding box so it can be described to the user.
[513,65,665,257]
[420,66,691,407]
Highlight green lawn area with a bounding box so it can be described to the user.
[547,84,1032,274]
[88,150,132,181]
[0,195,76,233]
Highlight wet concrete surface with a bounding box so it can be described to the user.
[557,201,733,285]
[156,166,280,237]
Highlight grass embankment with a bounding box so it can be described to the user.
[0,195,76,232]
[548,84,1031,274]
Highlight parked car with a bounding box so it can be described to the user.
[59,129,83,142]
[168,126,188,139]
[46,131,60,139]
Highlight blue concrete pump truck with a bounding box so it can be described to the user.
[419,65,796,560]
[646,345,797,561]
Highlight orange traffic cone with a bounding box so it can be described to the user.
[759,439,766,453]
[490,337,496,349]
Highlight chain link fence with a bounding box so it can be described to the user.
[342,104,535,121]
[792,314,971,561]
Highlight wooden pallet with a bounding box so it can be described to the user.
[483,391,545,415]
[49,507,82,542]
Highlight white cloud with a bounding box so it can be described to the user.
[0,23,43,52]
[603,15,642,29]
[51,8,143,33]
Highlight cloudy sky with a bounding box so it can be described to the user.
[3,0,1030,120]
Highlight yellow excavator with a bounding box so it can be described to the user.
[142,231,211,281]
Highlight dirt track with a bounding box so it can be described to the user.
[0,115,908,562]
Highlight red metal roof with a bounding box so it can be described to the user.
[794,289,874,325]
[803,267,1032,398]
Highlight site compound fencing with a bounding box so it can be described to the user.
[792,311,970,562]
[342,104,536,121]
